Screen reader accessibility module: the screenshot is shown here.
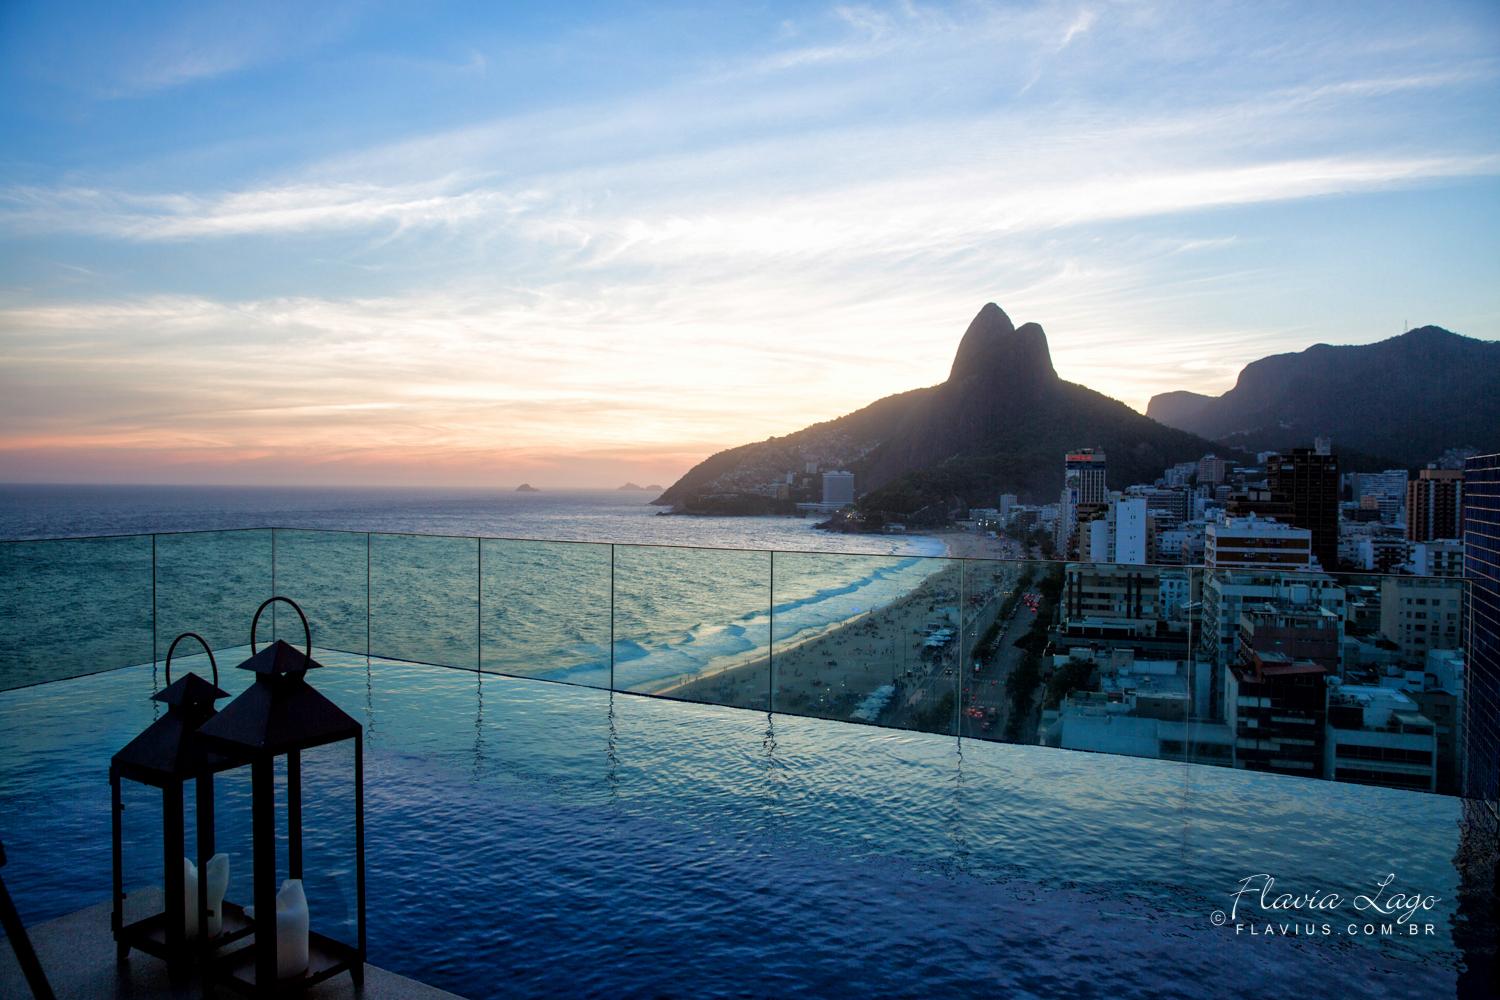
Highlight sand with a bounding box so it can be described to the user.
[660,539,1029,730]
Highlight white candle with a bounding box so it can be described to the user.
[243,876,311,977]
[275,878,310,979]
[182,853,230,940]
[204,853,229,937]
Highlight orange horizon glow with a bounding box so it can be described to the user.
[4,4,1496,488]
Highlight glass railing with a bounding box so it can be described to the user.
[0,527,1474,799]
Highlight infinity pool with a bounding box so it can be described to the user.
[0,652,1490,998]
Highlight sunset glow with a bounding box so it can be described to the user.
[2,1,1497,486]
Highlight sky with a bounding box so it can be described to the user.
[1,1,1497,488]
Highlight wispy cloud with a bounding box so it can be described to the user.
[0,181,528,240]
[96,2,358,97]
[1,0,1497,484]
[1056,7,1097,52]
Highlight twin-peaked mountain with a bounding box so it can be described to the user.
[655,303,1219,514]
[1146,326,1500,466]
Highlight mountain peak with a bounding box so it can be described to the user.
[948,303,1055,382]
[1399,324,1458,342]
[1146,321,1499,467]
[656,301,1215,514]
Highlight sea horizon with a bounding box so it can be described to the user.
[0,481,953,555]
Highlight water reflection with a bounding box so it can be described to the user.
[0,654,1488,998]
[364,655,376,741]
[605,692,619,805]
[761,714,782,835]
[472,670,487,781]
[949,737,970,877]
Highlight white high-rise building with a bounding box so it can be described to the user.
[822,470,855,506]
[1112,497,1148,565]
[1082,495,1147,565]
[1205,514,1313,571]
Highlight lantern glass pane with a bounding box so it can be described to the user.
[118,777,166,922]
[297,741,359,949]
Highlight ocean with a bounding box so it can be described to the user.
[1,484,956,693]
[0,483,943,554]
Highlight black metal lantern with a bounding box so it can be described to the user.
[110,632,249,970]
[197,597,366,995]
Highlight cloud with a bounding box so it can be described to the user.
[97,2,358,97]
[2,0,1497,484]
[7,148,1491,273]
[1059,8,1097,49]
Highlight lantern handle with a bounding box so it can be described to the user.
[250,596,312,660]
[163,631,219,688]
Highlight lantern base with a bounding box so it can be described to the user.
[209,928,361,995]
[114,898,254,964]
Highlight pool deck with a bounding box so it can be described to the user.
[0,891,463,999]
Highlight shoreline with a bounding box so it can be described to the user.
[659,538,1025,724]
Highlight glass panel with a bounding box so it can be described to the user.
[771,550,958,735]
[1188,565,1461,796]
[1180,565,1225,769]
[612,544,770,710]
[1324,568,1460,795]
[155,529,272,657]
[1031,560,1194,761]
[0,534,153,689]
[956,558,1047,742]
[369,533,478,669]
[480,538,611,688]
[117,778,166,919]
[272,529,369,655]
[298,741,360,947]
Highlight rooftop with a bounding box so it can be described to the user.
[1,527,1495,997]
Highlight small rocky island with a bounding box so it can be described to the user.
[618,482,665,491]
[515,483,540,492]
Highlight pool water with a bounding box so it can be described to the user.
[0,652,1490,998]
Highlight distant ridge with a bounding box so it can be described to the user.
[1146,326,1500,466]
[516,483,540,492]
[656,303,1221,515]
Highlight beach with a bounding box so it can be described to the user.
[661,531,1029,730]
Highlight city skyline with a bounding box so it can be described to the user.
[2,1,1498,487]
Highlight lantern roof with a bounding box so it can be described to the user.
[151,670,229,708]
[197,644,359,755]
[112,671,232,784]
[235,637,325,676]
[113,632,233,784]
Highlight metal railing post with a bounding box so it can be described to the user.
[609,544,616,693]
[768,550,775,714]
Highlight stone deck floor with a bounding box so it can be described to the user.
[1,893,463,999]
